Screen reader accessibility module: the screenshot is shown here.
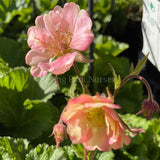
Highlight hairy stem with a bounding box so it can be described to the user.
[113,74,153,100]
[89,150,96,160]
[84,147,87,160]
[73,62,89,94]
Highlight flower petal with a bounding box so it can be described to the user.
[67,120,82,144]
[62,104,86,124]
[83,126,110,152]
[27,27,53,53]
[30,66,48,77]
[48,52,77,75]
[85,102,121,109]
[44,6,63,37]
[66,106,105,149]
[65,111,92,144]
[63,2,80,32]
[74,12,92,34]
[70,32,94,51]
[25,50,49,66]
[38,62,50,71]
[35,15,45,29]
[93,95,113,103]
[68,94,94,105]
[70,16,94,51]
[111,128,131,150]
[105,112,131,150]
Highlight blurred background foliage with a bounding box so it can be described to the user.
[0,0,160,159]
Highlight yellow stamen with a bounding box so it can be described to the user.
[86,107,106,127]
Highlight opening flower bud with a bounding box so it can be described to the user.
[50,123,67,148]
[137,99,160,120]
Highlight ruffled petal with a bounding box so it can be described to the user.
[30,66,48,77]
[35,15,45,29]
[84,103,121,109]
[74,13,92,34]
[27,27,53,53]
[70,32,94,51]
[70,16,94,51]
[111,127,130,150]
[65,110,92,144]
[44,6,64,37]
[62,105,86,124]
[48,52,77,75]
[105,111,131,150]
[25,50,49,66]
[68,94,94,105]
[68,120,92,144]
[83,126,110,152]
[93,95,113,103]
[63,2,80,33]
[38,62,50,71]
[104,108,121,122]
[67,120,82,144]
[62,95,94,120]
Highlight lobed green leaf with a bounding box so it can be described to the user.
[0,136,31,160]
[94,35,129,57]
[0,67,59,139]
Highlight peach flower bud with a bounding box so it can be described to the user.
[137,99,160,120]
[50,123,67,148]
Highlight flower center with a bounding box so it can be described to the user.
[52,31,73,57]
[87,107,106,127]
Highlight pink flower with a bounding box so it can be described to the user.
[62,93,144,152]
[25,2,94,77]
[137,99,160,120]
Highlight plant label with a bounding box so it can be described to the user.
[142,0,160,71]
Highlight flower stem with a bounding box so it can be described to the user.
[73,62,89,94]
[113,74,153,100]
[89,150,96,160]
[84,148,87,160]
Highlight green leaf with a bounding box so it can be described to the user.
[14,100,55,139]
[0,58,10,77]
[59,63,89,97]
[129,62,134,74]
[26,144,84,160]
[0,0,32,33]
[130,53,149,75]
[0,37,27,67]
[93,54,130,93]
[0,67,59,139]
[109,63,121,90]
[69,76,79,97]
[0,67,58,101]
[0,136,31,160]
[119,114,160,160]
[0,98,56,139]
[63,146,79,160]
[26,144,67,160]
[0,138,81,160]
[34,73,59,102]
[72,144,85,160]
[121,114,151,131]
[95,151,114,160]
[34,0,58,13]
[115,80,143,114]
[94,35,129,57]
